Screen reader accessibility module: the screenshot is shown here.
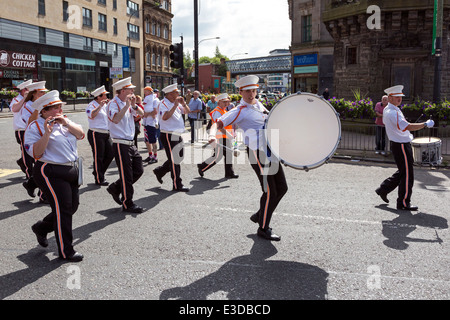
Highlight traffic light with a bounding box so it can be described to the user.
[169,42,183,69]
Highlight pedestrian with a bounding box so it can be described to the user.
[86,85,114,186]
[25,90,85,262]
[198,93,239,179]
[152,83,190,192]
[322,88,330,100]
[188,90,202,143]
[133,95,144,148]
[142,86,158,163]
[209,75,287,241]
[11,79,32,174]
[153,89,163,151]
[206,94,217,130]
[374,95,388,155]
[0,97,11,112]
[106,77,145,213]
[21,81,48,202]
[184,89,193,105]
[375,85,434,211]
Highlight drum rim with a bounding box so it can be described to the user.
[265,92,342,170]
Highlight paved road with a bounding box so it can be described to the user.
[0,112,449,302]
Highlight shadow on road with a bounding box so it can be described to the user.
[159,234,328,300]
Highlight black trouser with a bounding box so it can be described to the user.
[199,137,235,177]
[32,161,79,258]
[378,141,414,207]
[87,129,114,184]
[154,132,184,189]
[15,130,34,180]
[188,118,197,142]
[375,126,386,151]
[248,147,288,230]
[109,142,144,209]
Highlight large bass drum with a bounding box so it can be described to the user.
[265,93,341,171]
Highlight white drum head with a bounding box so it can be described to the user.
[411,137,441,145]
[265,93,341,170]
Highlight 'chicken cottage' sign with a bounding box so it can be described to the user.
[0,50,37,69]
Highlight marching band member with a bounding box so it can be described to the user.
[197,93,238,179]
[106,77,145,213]
[376,85,434,211]
[152,83,190,192]
[86,85,114,186]
[209,75,287,241]
[24,90,85,262]
[11,79,32,174]
[21,81,48,201]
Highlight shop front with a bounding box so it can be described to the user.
[0,49,37,88]
[292,53,318,94]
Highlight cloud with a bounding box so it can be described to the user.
[172,0,291,59]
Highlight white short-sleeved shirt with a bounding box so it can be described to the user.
[24,116,81,163]
[143,94,157,127]
[218,99,267,150]
[11,94,26,130]
[86,100,109,131]
[107,96,138,140]
[158,97,187,134]
[153,96,160,125]
[383,102,413,143]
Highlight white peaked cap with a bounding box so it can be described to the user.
[26,81,48,92]
[17,79,33,90]
[162,83,179,94]
[384,85,405,97]
[32,90,66,112]
[91,85,109,97]
[112,77,136,90]
[216,93,230,101]
[234,75,259,90]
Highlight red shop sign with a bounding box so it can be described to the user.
[0,50,37,69]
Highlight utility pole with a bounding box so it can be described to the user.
[432,0,443,103]
[194,0,199,91]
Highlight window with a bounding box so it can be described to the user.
[98,13,107,31]
[113,0,117,10]
[301,15,312,43]
[38,0,46,15]
[145,19,150,34]
[127,23,140,40]
[127,1,139,18]
[83,37,93,51]
[39,27,46,43]
[99,40,107,54]
[157,54,161,66]
[98,0,106,5]
[152,53,156,66]
[64,32,70,48]
[113,43,118,56]
[157,24,161,37]
[163,25,169,39]
[164,55,168,68]
[113,18,118,35]
[146,52,151,67]
[152,22,156,35]
[83,8,92,27]
[347,47,357,65]
[63,1,69,21]
[162,0,169,10]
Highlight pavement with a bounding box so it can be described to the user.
[1,106,449,303]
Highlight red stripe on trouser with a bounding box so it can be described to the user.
[117,143,128,208]
[401,144,409,207]
[253,150,270,229]
[40,163,66,258]
[166,133,177,189]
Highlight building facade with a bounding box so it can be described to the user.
[143,0,174,91]
[322,0,450,102]
[0,0,146,94]
[288,0,335,95]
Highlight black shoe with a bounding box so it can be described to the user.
[375,188,389,203]
[197,164,204,177]
[143,156,151,163]
[95,180,109,186]
[123,204,144,213]
[107,185,122,205]
[64,252,84,262]
[153,168,163,184]
[225,174,239,179]
[257,227,281,241]
[22,181,36,198]
[16,159,26,173]
[250,213,259,223]
[31,223,48,247]
[173,187,189,192]
[397,204,418,211]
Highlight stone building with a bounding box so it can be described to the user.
[322,0,450,102]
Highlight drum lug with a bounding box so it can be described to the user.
[303,166,309,172]
[296,91,302,95]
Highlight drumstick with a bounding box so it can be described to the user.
[202,141,240,156]
[429,115,433,142]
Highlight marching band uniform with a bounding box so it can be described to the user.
[11,79,32,174]
[86,85,114,185]
[106,77,144,213]
[20,81,48,202]
[153,84,190,192]
[213,75,287,241]
[376,85,434,211]
[25,90,85,262]
[197,93,238,179]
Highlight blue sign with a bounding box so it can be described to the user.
[122,46,130,69]
[293,54,317,66]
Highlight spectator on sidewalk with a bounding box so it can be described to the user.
[188,90,202,143]
[374,95,388,155]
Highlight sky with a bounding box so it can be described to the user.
[171,0,292,60]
